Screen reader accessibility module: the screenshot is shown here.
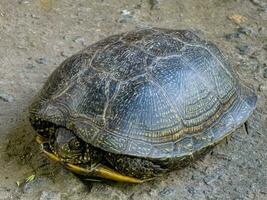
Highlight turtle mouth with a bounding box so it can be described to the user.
[36,134,57,158]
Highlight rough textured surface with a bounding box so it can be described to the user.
[0,0,266,199]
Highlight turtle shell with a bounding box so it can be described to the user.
[29,28,256,160]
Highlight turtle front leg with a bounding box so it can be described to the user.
[65,162,144,183]
[42,148,143,183]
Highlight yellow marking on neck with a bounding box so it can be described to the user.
[66,163,144,183]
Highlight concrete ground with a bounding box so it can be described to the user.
[0,0,266,199]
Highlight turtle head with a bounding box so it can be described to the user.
[36,128,145,183]
[51,127,83,163]
[36,128,144,183]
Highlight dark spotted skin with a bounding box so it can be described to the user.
[29,28,257,180]
[105,152,168,179]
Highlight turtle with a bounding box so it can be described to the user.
[29,28,257,183]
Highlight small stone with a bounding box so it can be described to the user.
[60,51,69,57]
[0,11,5,17]
[250,0,267,12]
[224,32,240,40]
[118,9,134,23]
[25,63,36,69]
[258,27,266,34]
[40,0,54,11]
[235,45,251,55]
[35,58,48,65]
[251,0,263,6]
[203,174,221,185]
[239,59,259,73]
[263,6,267,12]
[134,4,142,9]
[0,187,10,199]
[39,191,61,200]
[187,186,196,195]
[159,186,176,198]
[237,27,253,35]
[23,177,50,193]
[121,9,131,16]
[30,13,40,19]
[149,0,160,10]
[18,0,30,4]
[228,14,247,24]
[59,172,89,197]
[0,91,15,102]
[73,36,86,46]
[135,22,151,29]
[263,68,267,78]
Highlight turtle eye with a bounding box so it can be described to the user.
[74,141,80,147]
[69,139,81,150]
